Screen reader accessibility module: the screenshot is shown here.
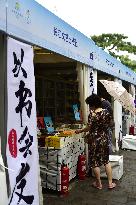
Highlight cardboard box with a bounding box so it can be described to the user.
[92,155,123,180]
[45,133,83,149]
[45,136,65,149]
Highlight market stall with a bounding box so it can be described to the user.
[0,1,136,203]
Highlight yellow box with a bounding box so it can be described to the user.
[45,136,64,149]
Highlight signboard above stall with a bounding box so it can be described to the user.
[0,0,136,84]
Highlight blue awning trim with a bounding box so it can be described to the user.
[0,0,135,84]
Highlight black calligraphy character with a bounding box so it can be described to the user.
[8,163,34,205]
[111,62,114,67]
[57,29,62,38]
[15,80,32,127]
[72,38,78,47]
[53,27,58,36]
[106,59,110,66]
[68,37,72,44]
[18,126,33,158]
[62,33,69,42]
[90,52,94,60]
[12,48,27,78]
[89,71,93,87]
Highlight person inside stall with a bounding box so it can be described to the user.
[75,94,116,189]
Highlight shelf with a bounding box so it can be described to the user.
[35,76,79,122]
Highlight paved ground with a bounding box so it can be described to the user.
[43,150,136,205]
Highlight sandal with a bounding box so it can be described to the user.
[108,182,116,189]
[92,181,102,190]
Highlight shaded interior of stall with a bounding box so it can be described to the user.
[34,46,80,130]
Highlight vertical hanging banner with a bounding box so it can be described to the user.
[7,37,39,205]
[88,67,95,95]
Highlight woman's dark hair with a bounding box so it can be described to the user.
[85,94,102,108]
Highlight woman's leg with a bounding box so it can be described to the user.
[105,162,112,185]
[105,162,116,188]
[92,166,102,188]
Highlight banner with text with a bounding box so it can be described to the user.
[88,67,95,95]
[7,37,39,205]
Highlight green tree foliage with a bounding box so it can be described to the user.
[91,33,136,71]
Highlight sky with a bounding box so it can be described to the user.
[35,0,136,45]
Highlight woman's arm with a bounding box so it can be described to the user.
[75,126,90,134]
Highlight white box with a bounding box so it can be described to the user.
[122,134,136,150]
[93,155,123,180]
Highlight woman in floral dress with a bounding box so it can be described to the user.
[75,94,116,190]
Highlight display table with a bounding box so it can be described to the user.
[122,134,136,150]
[39,133,85,191]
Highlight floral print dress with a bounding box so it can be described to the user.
[87,108,112,168]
